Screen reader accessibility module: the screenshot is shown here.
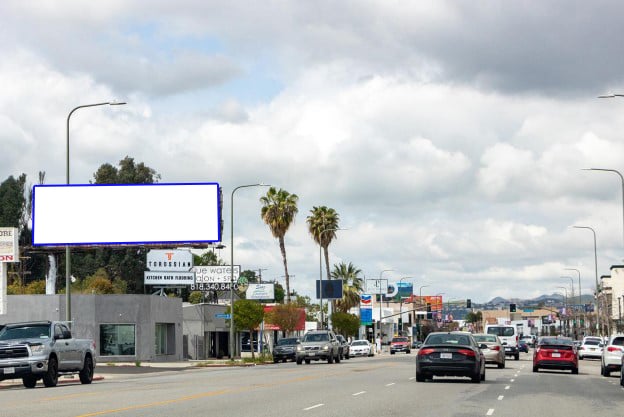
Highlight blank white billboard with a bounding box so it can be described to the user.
[32,183,220,246]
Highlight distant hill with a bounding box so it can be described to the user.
[486,293,594,306]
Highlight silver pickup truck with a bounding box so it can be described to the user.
[0,321,96,388]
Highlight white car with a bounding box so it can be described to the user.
[601,334,624,376]
[578,336,603,360]
[349,340,374,357]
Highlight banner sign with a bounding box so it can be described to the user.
[412,295,443,311]
[147,249,193,272]
[32,183,221,246]
[0,227,19,262]
[365,279,388,294]
[246,283,275,300]
[382,282,413,302]
[144,271,195,286]
[193,265,240,283]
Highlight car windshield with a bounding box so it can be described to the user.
[0,324,50,340]
[303,333,329,342]
[612,337,624,346]
[584,339,601,346]
[426,334,471,346]
[351,341,367,346]
[277,338,298,346]
[392,337,408,342]
[486,327,514,337]
[473,335,497,343]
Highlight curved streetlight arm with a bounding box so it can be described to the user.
[229,183,270,359]
[583,168,624,252]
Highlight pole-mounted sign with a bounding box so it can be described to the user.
[0,227,19,315]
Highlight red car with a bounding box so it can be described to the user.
[390,337,411,354]
[533,336,578,374]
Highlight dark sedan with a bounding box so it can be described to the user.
[416,331,486,383]
[272,337,300,363]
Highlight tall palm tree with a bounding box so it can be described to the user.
[260,187,299,303]
[332,262,364,313]
[306,206,340,289]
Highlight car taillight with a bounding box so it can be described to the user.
[457,349,476,357]
[418,348,435,356]
[608,346,622,352]
[492,346,500,351]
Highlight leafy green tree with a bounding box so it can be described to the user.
[331,262,363,313]
[226,299,265,360]
[188,291,203,304]
[331,312,360,337]
[0,174,27,229]
[24,280,46,294]
[293,293,324,322]
[260,187,298,303]
[265,303,301,336]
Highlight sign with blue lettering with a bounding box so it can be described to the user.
[215,313,231,319]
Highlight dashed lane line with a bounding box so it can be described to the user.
[486,408,495,415]
[504,385,510,390]
[497,396,504,401]
[510,379,515,382]
[352,391,366,396]
[304,404,324,411]
[385,383,395,386]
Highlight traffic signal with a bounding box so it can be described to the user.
[466,299,472,308]
[398,318,403,328]
[509,303,516,312]
[426,303,432,319]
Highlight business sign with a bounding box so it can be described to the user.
[315,279,344,300]
[360,294,373,325]
[193,265,240,283]
[32,183,221,246]
[382,282,413,302]
[413,295,443,311]
[147,249,193,271]
[0,228,19,262]
[144,271,195,285]
[246,283,275,300]
[365,279,388,294]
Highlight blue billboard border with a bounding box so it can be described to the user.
[31,182,222,246]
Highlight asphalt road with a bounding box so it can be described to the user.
[1,351,623,417]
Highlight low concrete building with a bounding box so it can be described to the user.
[1,294,183,362]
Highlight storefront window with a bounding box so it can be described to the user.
[155,323,175,355]
[100,324,136,356]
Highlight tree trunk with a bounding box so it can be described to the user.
[279,236,291,303]
[250,331,255,360]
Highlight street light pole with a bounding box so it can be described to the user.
[229,183,269,360]
[376,269,393,351]
[573,225,601,335]
[397,277,414,336]
[557,286,568,336]
[318,228,345,329]
[583,168,624,253]
[65,101,126,323]
[418,284,430,341]
[560,276,575,337]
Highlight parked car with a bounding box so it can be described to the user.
[295,330,341,365]
[533,336,578,374]
[518,339,529,353]
[601,333,624,376]
[0,321,96,388]
[473,333,505,369]
[272,337,300,363]
[412,340,423,349]
[578,336,603,360]
[350,340,374,357]
[520,335,536,347]
[485,324,519,360]
[336,335,351,360]
[390,336,411,354]
[416,331,486,383]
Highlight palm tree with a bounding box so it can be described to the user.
[332,262,364,313]
[260,187,299,303]
[306,206,340,287]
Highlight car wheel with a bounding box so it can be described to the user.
[327,354,334,364]
[390,351,395,355]
[579,355,583,360]
[273,358,279,363]
[572,367,578,375]
[345,354,350,359]
[514,353,519,361]
[22,376,37,388]
[416,372,426,382]
[305,359,311,364]
[471,371,481,383]
[335,352,341,363]
[79,355,94,384]
[620,367,624,386]
[406,350,411,354]
[498,361,504,369]
[42,357,58,387]
[296,358,302,365]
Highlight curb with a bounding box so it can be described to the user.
[0,375,105,389]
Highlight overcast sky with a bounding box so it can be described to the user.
[3,1,624,303]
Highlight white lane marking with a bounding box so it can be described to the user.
[386,382,395,386]
[486,408,495,415]
[498,395,504,401]
[505,385,510,390]
[510,379,515,382]
[304,404,324,411]
[352,391,366,396]
[409,377,415,380]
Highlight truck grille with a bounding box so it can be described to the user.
[0,345,29,359]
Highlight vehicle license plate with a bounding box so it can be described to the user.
[551,353,561,358]
[505,347,511,351]
[440,353,452,359]
[3,367,15,374]
[308,352,315,357]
